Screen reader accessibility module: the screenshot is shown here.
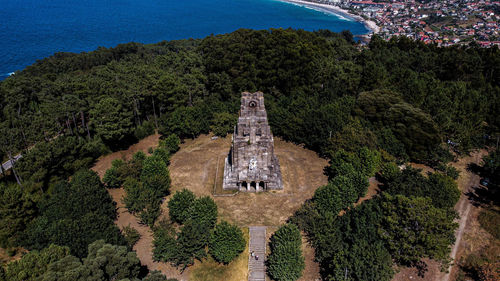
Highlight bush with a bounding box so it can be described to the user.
[168,189,196,224]
[153,147,171,165]
[123,225,141,248]
[267,224,304,281]
[209,221,245,264]
[103,159,126,188]
[160,134,181,154]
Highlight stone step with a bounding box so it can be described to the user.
[248,226,267,281]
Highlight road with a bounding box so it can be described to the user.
[0,154,22,174]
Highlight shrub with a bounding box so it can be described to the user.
[267,224,304,281]
[160,134,180,154]
[123,225,141,248]
[103,159,126,188]
[168,189,196,224]
[209,221,245,264]
[153,147,171,165]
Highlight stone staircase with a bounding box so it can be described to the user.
[248,226,266,281]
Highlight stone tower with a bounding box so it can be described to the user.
[223,92,283,192]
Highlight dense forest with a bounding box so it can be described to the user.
[0,28,499,280]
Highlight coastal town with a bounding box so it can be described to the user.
[307,0,500,47]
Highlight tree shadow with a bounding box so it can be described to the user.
[466,162,483,176]
[465,185,492,207]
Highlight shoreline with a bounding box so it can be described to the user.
[275,0,380,34]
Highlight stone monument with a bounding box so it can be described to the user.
[222,91,283,192]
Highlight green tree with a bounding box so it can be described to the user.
[187,196,218,229]
[5,244,71,281]
[102,159,126,188]
[0,183,36,248]
[141,154,171,197]
[21,170,125,257]
[159,134,180,154]
[39,240,143,281]
[168,189,196,224]
[90,96,134,143]
[122,225,141,248]
[267,224,304,281]
[209,221,245,264]
[379,194,458,265]
[210,112,236,137]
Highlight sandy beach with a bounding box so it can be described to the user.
[275,0,380,34]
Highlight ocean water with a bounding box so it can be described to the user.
[0,0,368,79]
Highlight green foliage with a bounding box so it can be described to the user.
[174,220,210,269]
[154,194,218,270]
[159,134,181,154]
[159,105,210,139]
[326,148,380,180]
[208,221,245,264]
[210,112,236,137]
[267,224,304,281]
[39,240,142,281]
[313,183,349,215]
[21,170,125,257]
[354,90,441,161]
[123,177,146,213]
[168,189,196,224]
[379,194,458,265]
[153,220,179,263]
[384,167,460,209]
[134,120,156,140]
[152,147,171,166]
[15,136,109,193]
[102,159,126,188]
[187,196,218,229]
[1,28,500,281]
[4,244,71,281]
[122,225,141,248]
[141,154,171,197]
[143,270,173,281]
[90,96,134,144]
[0,183,37,248]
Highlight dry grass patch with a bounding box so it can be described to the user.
[169,134,328,227]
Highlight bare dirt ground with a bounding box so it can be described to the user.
[392,150,488,281]
[92,134,161,178]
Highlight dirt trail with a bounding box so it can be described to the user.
[441,151,483,281]
[91,134,190,281]
[392,150,487,281]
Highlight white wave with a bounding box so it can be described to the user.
[7,72,14,76]
[276,0,355,22]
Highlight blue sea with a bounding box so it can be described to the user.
[0,0,368,79]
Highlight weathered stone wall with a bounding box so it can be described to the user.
[223,92,283,192]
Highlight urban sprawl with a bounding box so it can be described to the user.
[325,0,499,47]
